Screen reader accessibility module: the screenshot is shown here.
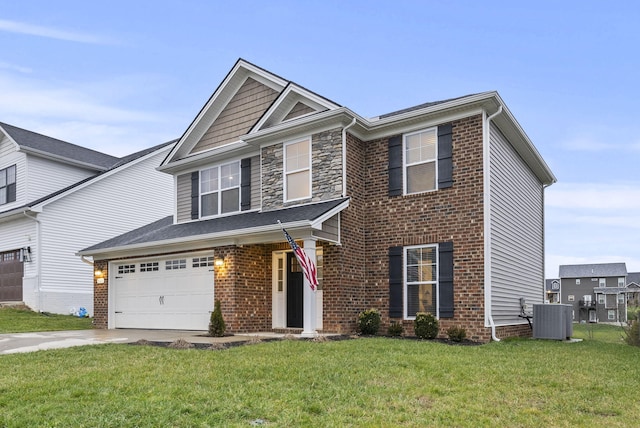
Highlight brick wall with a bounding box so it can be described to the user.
[355,114,491,342]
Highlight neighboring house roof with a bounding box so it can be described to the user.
[559,263,627,278]
[376,94,483,119]
[0,122,119,171]
[545,279,560,291]
[79,197,349,255]
[0,140,176,218]
[627,272,640,285]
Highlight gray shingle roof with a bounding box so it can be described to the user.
[559,263,627,278]
[627,272,640,285]
[377,93,484,119]
[80,197,349,253]
[0,122,119,170]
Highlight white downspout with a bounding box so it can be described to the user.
[80,255,94,266]
[23,210,42,312]
[341,117,357,197]
[483,106,503,341]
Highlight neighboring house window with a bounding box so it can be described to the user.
[200,161,240,217]
[598,294,605,304]
[284,137,311,201]
[608,310,616,320]
[568,295,575,302]
[618,277,625,287]
[0,164,16,205]
[618,293,625,304]
[599,278,606,288]
[404,128,437,194]
[405,245,437,317]
[576,278,581,285]
[552,280,560,290]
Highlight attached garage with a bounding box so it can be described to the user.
[0,249,23,302]
[111,253,214,330]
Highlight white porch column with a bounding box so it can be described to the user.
[300,239,318,337]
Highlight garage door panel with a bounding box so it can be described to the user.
[112,254,214,330]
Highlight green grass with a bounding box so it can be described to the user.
[1,330,639,427]
[0,307,93,333]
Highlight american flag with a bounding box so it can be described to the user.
[280,223,319,291]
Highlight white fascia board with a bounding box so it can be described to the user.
[310,199,350,229]
[157,141,252,174]
[77,220,315,259]
[30,145,171,210]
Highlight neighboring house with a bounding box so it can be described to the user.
[558,263,628,323]
[79,59,556,342]
[0,122,174,314]
[545,279,560,303]
[625,272,640,306]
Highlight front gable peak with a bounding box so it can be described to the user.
[162,59,288,165]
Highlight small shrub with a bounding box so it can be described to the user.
[388,321,404,337]
[414,312,439,339]
[623,321,640,347]
[209,300,226,337]
[357,309,381,335]
[446,326,467,342]
[627,306,640,322]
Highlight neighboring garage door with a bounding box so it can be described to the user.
[112,254,214,330]
[0,250,23,301]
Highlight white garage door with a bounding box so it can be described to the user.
[112,254,214,330]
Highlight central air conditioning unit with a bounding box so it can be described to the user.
[532,304,573,340]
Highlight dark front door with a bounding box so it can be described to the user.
[0,250,23,301]
[286,252,303,328]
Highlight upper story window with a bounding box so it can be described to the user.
[200,161,240,217]
[599,278,606,288]
[0,165,16,205]
[618,277,625,287]
[576,278,581,285]
[404,128,437,194]
[552,280,560,290]
[284,138,311,201]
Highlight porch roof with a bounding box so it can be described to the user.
[78,197,349,257]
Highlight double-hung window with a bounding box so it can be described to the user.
[284,138,311,201]
[405,245,438,317]
[0,165,16,205]
[404,128,437,194]
[200,161,240,217]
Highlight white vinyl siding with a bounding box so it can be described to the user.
[26,148,173,314]
[26,155,96,202]
[489,123,545,325]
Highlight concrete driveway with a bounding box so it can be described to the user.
[0,329,284,355]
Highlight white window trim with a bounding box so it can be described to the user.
[608,310,616,320]
[598,294,605,304]
[576,278,580,285]
[199,159,241,218]
[599,278,606,288]
[403,127,438,195]
[403,243,439,320]
[618,277,625,287]
[568,295,575,302]
[283,137,312,202]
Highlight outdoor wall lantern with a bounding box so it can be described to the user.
[214,257,225,267]
[19,247,32,262]
[94,269,105,284]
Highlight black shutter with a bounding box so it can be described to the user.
[389,246,403,318]
[438,241,454,318]
[241,158,251,211]
[388,135,403,196]
[437,123,453,189]
[190,171,199,220]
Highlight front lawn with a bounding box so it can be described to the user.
[0,307,93,333]
[1,327,638,427]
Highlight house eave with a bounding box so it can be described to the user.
[19,146,110,172]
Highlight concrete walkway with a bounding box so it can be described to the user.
[0,329,288,355]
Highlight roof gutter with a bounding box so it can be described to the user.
[342,116,357,197]
[483,106,503,342]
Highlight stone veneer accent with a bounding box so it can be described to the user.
[261,128,343,211]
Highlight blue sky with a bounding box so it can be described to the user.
[1,1,639,278]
